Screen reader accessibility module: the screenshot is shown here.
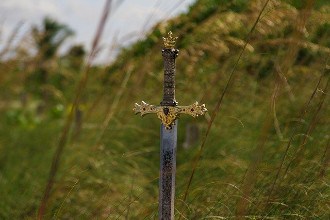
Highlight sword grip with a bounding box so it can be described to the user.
[161,48,179,107]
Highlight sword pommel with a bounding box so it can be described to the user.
[163,31,178,49]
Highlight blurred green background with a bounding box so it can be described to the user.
[0,0,329,219]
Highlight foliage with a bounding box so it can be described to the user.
[0,0,329,219]
[32,17,74,60]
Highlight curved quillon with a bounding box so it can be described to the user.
[133,101,207,129]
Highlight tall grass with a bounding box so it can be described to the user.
[0,0,329,219]
[37,1,113,218]
[181,2,271,213]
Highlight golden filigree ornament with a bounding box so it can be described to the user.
[177,102,207,117]
[163,31,178,49]
[133,101,207,129]
[156,108,177,129]
[133,101,158,116]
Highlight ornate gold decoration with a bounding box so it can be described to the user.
[177,102,207,117]
[156,108,177,129]
[134,101,207,129]
[163,31,178,49]
[133,101,158,116]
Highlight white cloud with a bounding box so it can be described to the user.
[0,0,196,63]
[0,0,60,21]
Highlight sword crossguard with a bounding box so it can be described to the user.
[134,101,207,129]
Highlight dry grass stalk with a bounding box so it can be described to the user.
[179,0,271,216]
[37,1,113,218]
[285,75,329,172]
[235,108,273,218]
[0,21,24,58]
[263,55,329,211]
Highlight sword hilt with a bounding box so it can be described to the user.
[134,31,207,129]
[161,48,179,107]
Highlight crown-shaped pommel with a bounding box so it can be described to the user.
[163,31,178,49]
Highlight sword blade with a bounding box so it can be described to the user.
[159,120,177,220]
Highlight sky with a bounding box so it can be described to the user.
[0,0,196,63]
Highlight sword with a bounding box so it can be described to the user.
[134,31,207,220]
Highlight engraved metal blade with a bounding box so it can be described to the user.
[159,121,177,220]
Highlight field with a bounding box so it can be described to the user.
[0,0,329,219]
